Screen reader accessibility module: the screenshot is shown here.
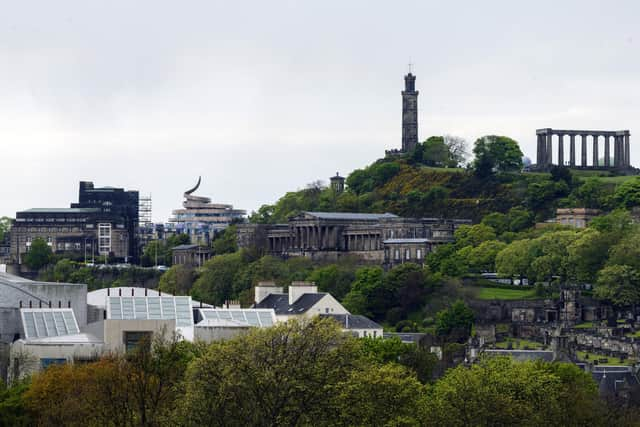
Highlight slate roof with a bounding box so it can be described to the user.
[383,332,427,344]
[589,366,640,397]
[171,244,199,251]
[304,212,398,221]
[254,293,327,315]
[483,349,555,362]
[320,314,382,330]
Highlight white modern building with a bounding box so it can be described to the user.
[169,177,246,244]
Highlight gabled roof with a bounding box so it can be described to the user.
[302,212,398,221]
[254,293,327,315]
[590,366,640,396]
[320,314,382,330]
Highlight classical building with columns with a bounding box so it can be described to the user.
[237,212,470,266]
[534,128,632,170]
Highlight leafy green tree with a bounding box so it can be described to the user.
[342,266,386,319]
[158,264,197,295]
[306,264,356,301]
[481,212,508,235]
[467,240,507,272]
[0,379,32,427]
[331,364,424,427]
[573,178,610,209]
[472,135,523,176]
[495,238,533,281]
[177,318,363,426]
[423,357,600,426]
[589,209,633,239]
[567,228,612,282]
[453,224,496,248]
[435,300,474,340]
[191,252,245,305]
[24,238,53,270]
[422,136,450,167]
[595,265,640,307]
[607,229,640,270]
[614,176,640,208]
[211,225,238,255]
[506,206,534,232]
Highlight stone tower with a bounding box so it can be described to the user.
[330,172,345,194]
[401,73,419,152]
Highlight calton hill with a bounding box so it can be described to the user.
[4,135,640,425]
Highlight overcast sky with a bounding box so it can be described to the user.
[1,1,640,221]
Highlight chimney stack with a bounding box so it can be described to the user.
[288,281,318,305]
[255,281,284,305]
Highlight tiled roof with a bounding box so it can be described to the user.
[320,314,382,330]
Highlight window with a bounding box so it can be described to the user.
[124,331,152,352]
[394,249,400,260]
[40,358,66,369]
[98,223,112,255]
[405,249,411,260]
[325,308,330,313]
[416,249,422,259]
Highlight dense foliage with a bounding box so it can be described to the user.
[13,318,632,427]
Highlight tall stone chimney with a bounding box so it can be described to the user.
[288,281,318,305]
[254,281,283,304]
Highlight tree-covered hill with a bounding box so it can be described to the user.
[250,134,640,223]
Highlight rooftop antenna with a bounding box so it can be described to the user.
[408,60,413,74]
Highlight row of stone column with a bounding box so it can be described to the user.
[344,233,382,251]
[537,132,630,168]
[291,225,338,250]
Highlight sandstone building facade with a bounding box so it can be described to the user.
[237,211,470,267]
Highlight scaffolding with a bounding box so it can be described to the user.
[139,195,152,227]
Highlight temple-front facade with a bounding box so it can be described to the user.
[237,212,470,267]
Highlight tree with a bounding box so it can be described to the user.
[453,224,496,248]
[158,264,197,295]
[435,300,474,341]
[595,265,640,307]
[472,135,523,176]
[467,240,507,273]
[177,317,363,426]
[191,252,245,305]
[607,229,640,270]
[506,207,533,232]
[306,264,356,301]
[423,357,600,426]
[573,178,610,209]
[422,136,450,167]
[614,176,640,208]
[443,135,468,167]
[495,238,533,281]
[342,266,386,319]
[211,225,238,255]
[481,212,508,235]
[330,364,424,427]
[25,333,198,426]
[0,379,31,427]
[24,238,53,270]
[567,228,611,282]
